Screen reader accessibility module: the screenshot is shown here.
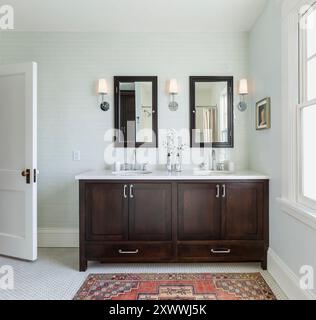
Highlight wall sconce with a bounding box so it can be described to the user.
[169,79,179,111]
[237,79,248,112]
[98,79,110,111]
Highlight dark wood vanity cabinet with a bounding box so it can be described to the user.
[177,181,268,269]
[178,183,221,241]
[85,183,128,241]
[128,183,172,241]
[178,182,264,241]
[222,182,264,240]
[79,180,269,271]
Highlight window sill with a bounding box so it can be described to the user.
[277,198,316,231]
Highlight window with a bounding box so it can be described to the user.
[299,2,316,208]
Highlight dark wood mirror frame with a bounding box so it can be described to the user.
[190,76,234,148]
[114,76,158,148]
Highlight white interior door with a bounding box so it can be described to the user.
[0,62,37,261]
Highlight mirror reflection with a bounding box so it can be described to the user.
[195,82,228,143]
[119,82,153,143]
[190,77,233,148]
[115,77,157,147]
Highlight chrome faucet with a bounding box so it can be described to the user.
[133,148,137,170]
[121,149,148,172]
[211,149,216,171]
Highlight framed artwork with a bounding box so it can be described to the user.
[256,97,271,130]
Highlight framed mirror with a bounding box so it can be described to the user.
[114,76,158,148]
[190,76,234,148]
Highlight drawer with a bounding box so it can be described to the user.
[85,243,174,261]
[177,241,265,261]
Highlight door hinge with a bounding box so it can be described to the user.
[34,169,37,183]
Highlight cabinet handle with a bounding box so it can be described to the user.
[222,184,226,198]
[130,184,134,198]
[211,248,231,254]
[216,185,220,198]
[118,249,139,255]
[123,185,128,198]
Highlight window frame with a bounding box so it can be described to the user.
[298,2,316,209]
[280,0,316,229]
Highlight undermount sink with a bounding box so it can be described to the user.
[193,170,232,176]
[112,170,152,176]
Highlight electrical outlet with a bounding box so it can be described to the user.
[73,150,81,161]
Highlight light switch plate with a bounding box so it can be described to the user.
[73,150,81,161]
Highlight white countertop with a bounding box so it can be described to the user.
[75,170,269,181]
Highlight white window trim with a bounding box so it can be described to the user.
[297,101,316,209]
[298,4,316,209]
[281,0,316,230]
[277,198,316,230]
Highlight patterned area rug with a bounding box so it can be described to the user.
[74,273,276,300]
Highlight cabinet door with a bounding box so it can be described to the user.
[85,183,128,241]
[222,182,264,240]
[178,183,221,241]
[129,183,172,241]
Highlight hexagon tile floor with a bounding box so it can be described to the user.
[0,248,287,300]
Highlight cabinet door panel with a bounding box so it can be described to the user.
[222,182,263,240]
[129,183,172,241]
[178,183,221,240]
[85,183,128,241]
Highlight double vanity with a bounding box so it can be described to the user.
[76,171,269,271]
[76,75,269,271]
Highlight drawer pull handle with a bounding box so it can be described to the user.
[211,248,231,254]
[118,249,139,255]
[130,185,134,198]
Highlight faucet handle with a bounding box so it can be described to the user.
[141,163,148,171]
[199,162,207,170]
[216,162,225,171]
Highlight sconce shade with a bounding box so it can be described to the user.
[98,79,108,94]
[239,79,248,95]
[169,79,178,94]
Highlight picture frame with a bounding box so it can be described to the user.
[256,97,271,130]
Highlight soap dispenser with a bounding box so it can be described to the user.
[167,153,172,172]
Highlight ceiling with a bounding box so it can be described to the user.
[2,0,268,32]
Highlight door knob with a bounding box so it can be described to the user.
[21,169,31,184]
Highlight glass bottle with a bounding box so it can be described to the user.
[166,153,172,172]
[175,153,182,172]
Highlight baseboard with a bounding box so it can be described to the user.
[38,228,79,248]
[268,248,316,300]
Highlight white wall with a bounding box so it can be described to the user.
[249,0,316,298]
[0,32,249,230]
